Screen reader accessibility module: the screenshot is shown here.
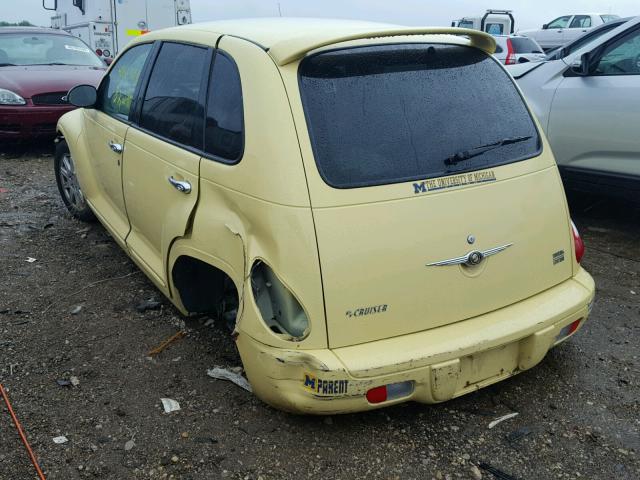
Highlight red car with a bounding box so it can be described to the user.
[0,27,106,141]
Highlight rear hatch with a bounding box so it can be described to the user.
[511,36,546,63]
[297,42,573,349]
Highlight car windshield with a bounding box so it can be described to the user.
[299,44,540,188]
[0,33,103,67]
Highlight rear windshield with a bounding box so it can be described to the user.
[299,44,540,189]
[511,37,543,53]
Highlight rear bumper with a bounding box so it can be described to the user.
[237,268,595,414]
[0,105,73,140]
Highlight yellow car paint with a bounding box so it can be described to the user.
[57,18,595,414]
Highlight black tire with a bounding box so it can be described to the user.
[54,140,96,223]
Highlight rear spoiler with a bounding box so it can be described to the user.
[269,27,497,66]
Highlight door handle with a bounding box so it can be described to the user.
[168,176,192,194]
[108,141,123,154]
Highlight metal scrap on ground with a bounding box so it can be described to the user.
[488,412,519,429]
[207,367,252,392]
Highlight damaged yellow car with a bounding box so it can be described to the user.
[55,19,595,414]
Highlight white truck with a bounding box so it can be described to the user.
[452,9,515,35]
[42,0,192,62]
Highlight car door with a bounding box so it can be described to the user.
[82,43,154,243]
[565,15,593,44]
[122,41,211,289]
[548,25,640,180]
[538,16,572,50]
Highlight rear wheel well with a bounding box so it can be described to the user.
[172,256,239,324]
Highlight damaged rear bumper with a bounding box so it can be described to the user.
[237,268,595,414]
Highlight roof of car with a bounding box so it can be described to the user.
[155,17,497,65]
[0,26,70,35]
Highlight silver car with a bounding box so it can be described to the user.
[508,16,640,199]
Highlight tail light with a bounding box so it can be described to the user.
[366,381,414,404]
[571,220,585,263]
[505,38,516,65]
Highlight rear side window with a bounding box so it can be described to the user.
[204,52,244,162]
[511,37,543,53]
[139,42,208,149]
[299,44,540,189]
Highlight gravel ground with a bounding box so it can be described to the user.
[1,143,638,480]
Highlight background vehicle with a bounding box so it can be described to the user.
[520,13,620,51]
[509,16,640,199]
[56,19,593,414]
[452,9,515,35]
[0,27,105,140]
[42,0,192,62]
[545,17,632,61]
[493,35,545,64]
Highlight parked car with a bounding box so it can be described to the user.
[493,35,545,64]
[545,16,632,61]
[0,27,105,141]
[55,19,594,414]
[508,16,640,199]
[520,14,620,51]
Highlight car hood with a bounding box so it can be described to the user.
[0,65,105,99]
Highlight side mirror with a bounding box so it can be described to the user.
[542,24,549,30]
[67,84,97,108]
[570,53,592,76]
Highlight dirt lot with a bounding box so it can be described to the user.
[1,143,639,480]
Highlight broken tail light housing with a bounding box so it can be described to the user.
[571,220,585,263]
[251,261,310,341]
[366,381,415,404]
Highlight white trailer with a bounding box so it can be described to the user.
[452,9,515,35]
[43,0,192,62]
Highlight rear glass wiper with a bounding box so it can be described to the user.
[444,136,533,166]
[0,63,17,67]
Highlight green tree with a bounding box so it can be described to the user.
[0,20,36,27]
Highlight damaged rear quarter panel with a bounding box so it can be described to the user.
[177,35,327,350]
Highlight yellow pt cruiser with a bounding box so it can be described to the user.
[55,19,595,414]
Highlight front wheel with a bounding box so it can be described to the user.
[54,140,95,223]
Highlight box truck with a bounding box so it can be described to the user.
[43,0,192,62]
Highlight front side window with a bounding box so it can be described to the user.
[204,52,244,162]
[139,42,208,149]
[299,44,540,189]
[548,16,571,29]
[99,43,152,120]
[594,28,640,75]
[570,16,592,29]
[0,33,103,67]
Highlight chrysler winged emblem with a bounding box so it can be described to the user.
[427,243,513,267]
